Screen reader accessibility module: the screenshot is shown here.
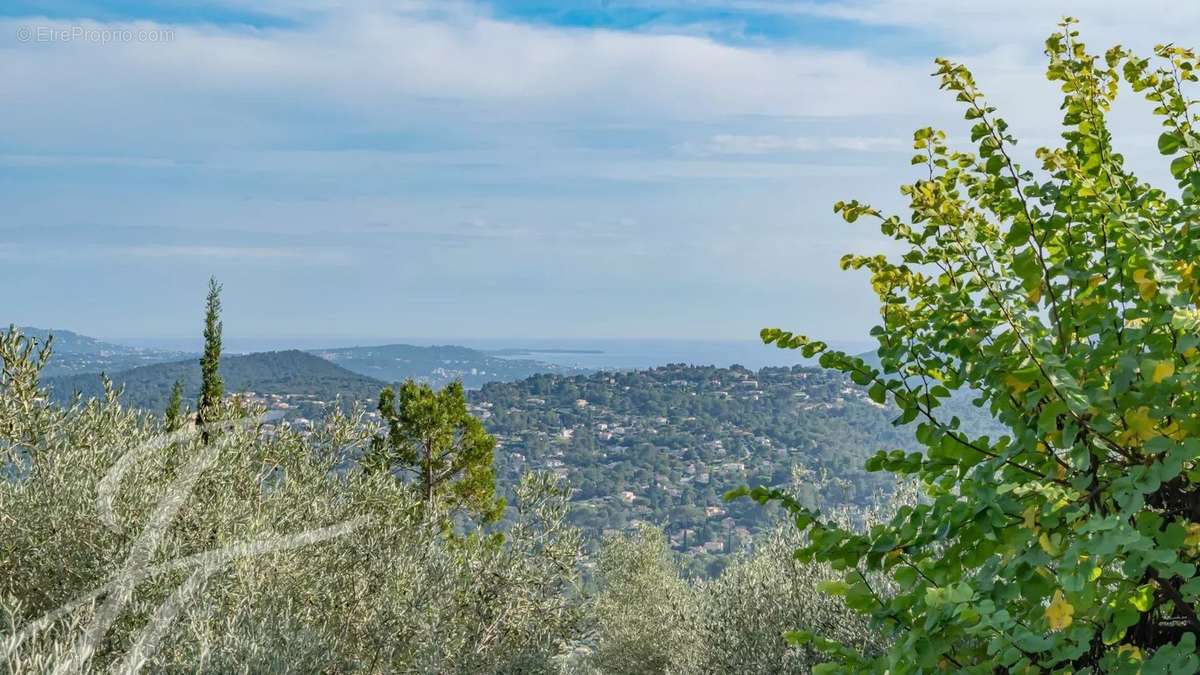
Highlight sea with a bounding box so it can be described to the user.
[110,336,875,372]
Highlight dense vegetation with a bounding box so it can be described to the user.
[40,338,999,576]
[475,364,998,576]
[0,327,876,673]
[750,21,1200,673]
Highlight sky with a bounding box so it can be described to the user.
[0,1,1194,344]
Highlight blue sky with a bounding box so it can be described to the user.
[0,1,1191,343]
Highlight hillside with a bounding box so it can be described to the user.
[472,363,1002,576]
[45,350,388,418]
[14,326,192,377]
[15,326,127,354]
[311,343,585,389]
[41,349,1001,575]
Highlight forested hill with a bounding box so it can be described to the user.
[472,363,1001,576]
[15,326,126,353]
[15,326,192,377]
[45,350,387,417]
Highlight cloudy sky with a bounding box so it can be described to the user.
[1,1,1193,344]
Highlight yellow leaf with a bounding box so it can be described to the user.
[1165,420,1185,440]
[1046,590,1074,631]
[1152,360,1176,383]
[1005,374,1035,395]
[1039,532,1058,556]
[1023,506,1038,531]
[1132,268,1158,301]
[1186,523,1200,549]
[1125,406,1158,442]
[1117,644,1143,661]
[1027,285,1043,304]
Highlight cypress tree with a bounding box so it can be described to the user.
[196,277,223,441]
[164,379,185,432]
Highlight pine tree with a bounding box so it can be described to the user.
[164,379,185,432]
[365,380,504,525]
[196,277,223,441]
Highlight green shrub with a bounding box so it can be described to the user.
[756,20,1200,673]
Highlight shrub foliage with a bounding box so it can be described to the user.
[0,329,582,673]
[755,20,1200,673]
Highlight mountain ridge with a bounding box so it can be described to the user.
[12,325,194,377]
[44,349,386,416]
[16,325,585,388]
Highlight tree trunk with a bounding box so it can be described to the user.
[424,438,434,512]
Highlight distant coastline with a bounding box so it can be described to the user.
[92,336,869,371]
[486,348,605,356]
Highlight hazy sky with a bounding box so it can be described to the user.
[0,1,1192,341]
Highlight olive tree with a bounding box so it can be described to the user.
[582,468,892,675]
[0,326,583,674]
[582,526,704,674]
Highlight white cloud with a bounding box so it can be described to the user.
[119,245,334,260]
[0,243,349,265]
[704,135,819,155]
[696,134,907,155]
[828,136,907,152]
[3,2,1177,155]
[0,10,932,156]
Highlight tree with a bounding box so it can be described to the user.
[744,21,1200,673]
[164,379,185,432]
[585,526,703,674]
[196,277,223,441]
[1,336,586,673]
[0,327,55,460]
[366,380,504,524]
[696,525,877,674]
